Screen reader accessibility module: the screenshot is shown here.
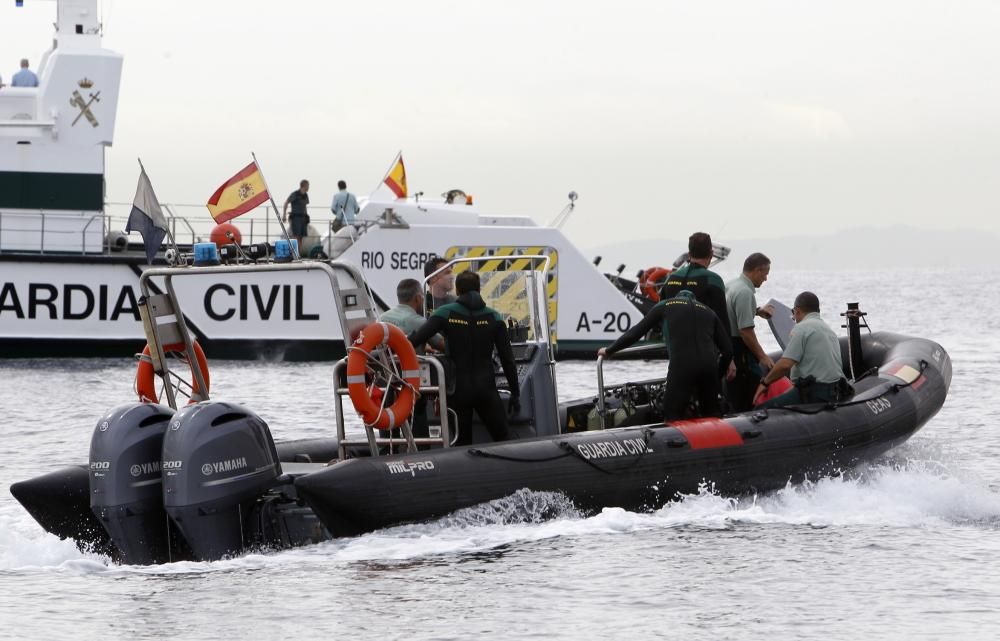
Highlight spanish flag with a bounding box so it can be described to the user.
[383,153,407,198]
[206,162,269,222]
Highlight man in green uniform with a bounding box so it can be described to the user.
[409,271,519,445]
[725,253,775,411]
[757,291,847,408]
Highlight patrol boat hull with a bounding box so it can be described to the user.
[294,332,951,537]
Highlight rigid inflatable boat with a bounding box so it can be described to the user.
[10,258,951,564]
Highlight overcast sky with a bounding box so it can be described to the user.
[3,1,999,249]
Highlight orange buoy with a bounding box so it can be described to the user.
[136,340,210,405]
[210,223,241,249]
[346,322,421,430]
[639,266,671,302]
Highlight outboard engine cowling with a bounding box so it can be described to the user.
[89,403,176,565]
[162,401,281,561]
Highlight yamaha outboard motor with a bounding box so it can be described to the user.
[89,403,176,565]
[162,401,281,561]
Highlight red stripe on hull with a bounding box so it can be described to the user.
[671,418,745,449]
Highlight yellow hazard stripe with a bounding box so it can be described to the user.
[445,245,560,339]
[480,246,517,272]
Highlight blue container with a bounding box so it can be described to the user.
[193,242,220,266]
[274,239,298,262]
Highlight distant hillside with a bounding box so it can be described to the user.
[582,226,1000,274]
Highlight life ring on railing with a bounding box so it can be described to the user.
[346,322,421,430]
[136,340,210,404]
[639,266,671,302]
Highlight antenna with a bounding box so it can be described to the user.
[547,191,578,229]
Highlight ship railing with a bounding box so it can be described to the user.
[0,202,363,256]
[106,201,349,251]
[595,343,665,429]
[0,209,106,255]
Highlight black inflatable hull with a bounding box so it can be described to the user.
[295,332,951,537]
[11,333,950,561]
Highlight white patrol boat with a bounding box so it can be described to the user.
[0,0,666,360]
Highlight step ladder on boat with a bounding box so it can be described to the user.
[133,260,453,459]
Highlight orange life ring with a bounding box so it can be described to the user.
[640,266,671,302]
[136,340,210,404]
[346,322,421,430]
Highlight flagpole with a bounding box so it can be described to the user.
[370,150,402,196]
[137,158,181,258]
[250,151,298,260]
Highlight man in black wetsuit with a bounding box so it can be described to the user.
[409,271,520,445]
[661,232,730,329]
[660,232,735,381]
[598,290,733,421]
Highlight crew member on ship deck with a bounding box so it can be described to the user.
[282,179,310,250]
[11,59,38,87]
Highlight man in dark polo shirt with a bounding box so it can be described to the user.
[282,179,310,252]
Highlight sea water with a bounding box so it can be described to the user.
[1,268,999,640]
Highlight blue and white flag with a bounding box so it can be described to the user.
[125,167,169,264]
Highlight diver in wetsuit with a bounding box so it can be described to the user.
[408,270,520,446]
[661,232,730,329]
[599,290,733,421]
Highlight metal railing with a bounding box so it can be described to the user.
[332,355,452,458]
[0,202,348,256]
[0,209,107,255]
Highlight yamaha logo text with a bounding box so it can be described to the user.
[201,457,249,476]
